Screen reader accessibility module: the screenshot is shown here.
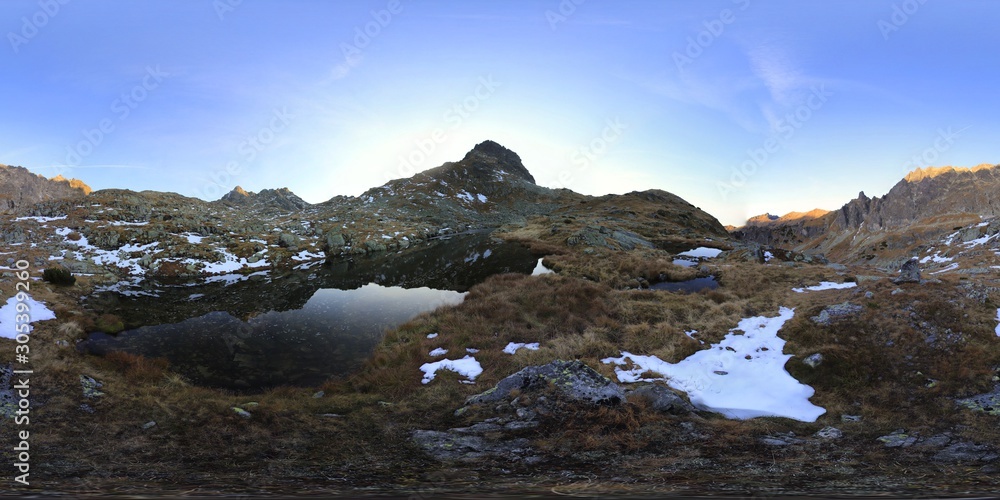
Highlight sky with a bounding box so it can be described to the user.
[1,0,998,226]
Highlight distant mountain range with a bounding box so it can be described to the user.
[734,163,1000,267]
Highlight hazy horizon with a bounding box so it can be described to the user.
[2,1,997,226]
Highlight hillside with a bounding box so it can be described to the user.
[733,163,1000,269]
[0,164,91,212]
[0,141,729,283]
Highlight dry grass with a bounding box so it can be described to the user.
[5,232,1000,493]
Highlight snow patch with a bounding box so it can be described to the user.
[1,296,56,338]
[677,247,724,259]
[531,258,554,276]
[602,307,825,422]
[429,348,448,357]
[792,282,857,293]
[420,356,483,384]
[503,342,540,354]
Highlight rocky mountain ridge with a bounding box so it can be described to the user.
[733,163,1000,268]
[0,164,91,212]
[1,141,729,282]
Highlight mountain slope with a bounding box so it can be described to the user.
[2,140,730,279]
[733,163,1000,267]
[0,164,91,212]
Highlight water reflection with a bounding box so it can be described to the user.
[650,276,719,293]
[79,232,540,392]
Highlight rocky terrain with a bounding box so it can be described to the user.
[1,141,727,288]
[0,164,90,213]
[4,146,1000,496]
[733,164,1000,270]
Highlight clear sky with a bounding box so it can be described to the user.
[1,0,997,226]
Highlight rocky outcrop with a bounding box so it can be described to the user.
[0,164,90,213]
[219,186,310,212]
[893,258,921,284]
[832,165,1000,231]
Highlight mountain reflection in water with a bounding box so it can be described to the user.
[79,232,540,392]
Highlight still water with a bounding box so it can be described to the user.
[79,233,541,391]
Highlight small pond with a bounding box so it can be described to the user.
[79,232,543,392]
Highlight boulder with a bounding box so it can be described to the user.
[956,386,1000,416]
[465,360,625,407]
[892,257,921,284]
[810,302,863,326]
[628,383,694,414]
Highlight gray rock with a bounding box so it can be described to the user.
[811,302,863,326]
[932,442,999,463]
[841,414,862,423]
[892,257,921,284]
[411,430,533,462]
[803,353,824,368]
[466,360,625,407]
[142,421,157,430]
[80,375,104,398]
[231,407,252,419]
[956,386,1000,415]
[878,430,918,448]
[278,233,300,248]
[0,364,16,419]
[865,291,874,299]
[629,384,694,415]
[761,432,806,446]
[325,232,346,249]
[815,426,843,439]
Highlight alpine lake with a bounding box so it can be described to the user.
[79,232,718,392]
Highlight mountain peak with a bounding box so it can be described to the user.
[459,140,535,184]
[904,164,1000,183]
[50,173,92,195]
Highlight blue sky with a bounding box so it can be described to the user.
[1,0,997,226]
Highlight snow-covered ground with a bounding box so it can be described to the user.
[503,342,540,354]
[419,356,483,384]
[603,307,826,422]
[531,258,554,275]
[677,247,724,259]
[0,295,56,339]
[792,282,857,293]
[995,309,1000,337]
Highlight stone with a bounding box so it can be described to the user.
[325,232,345,249]
[232,407,252,419]
[629,384,694,415]
[932,442,999,463]
[465,360,625,407]
[893,257,921,284]
[0,364,16,419]
[815,426,843,440]
[312,391,325,399]
[878,430,918,448]
[142,421,157,430]
[411,430,533,462]
[811,303,863,326]
[803,353,824,368]
[80,375,104,398]
[956,386,1000,415]
[278,233,300,248]
[841,414,862,423]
